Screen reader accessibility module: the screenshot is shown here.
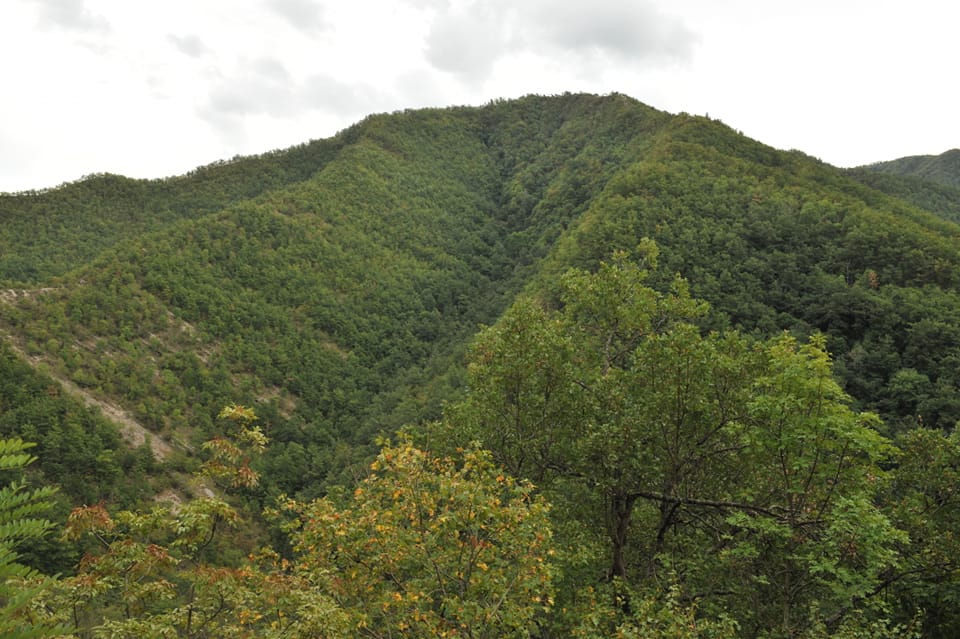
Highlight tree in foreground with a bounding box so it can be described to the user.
[35,407,554,638]
[282,441,555,639]
[0,437,67,639]
[42,405,346,639]
[445,247,907,637]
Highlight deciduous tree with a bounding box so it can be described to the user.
[449,248,904,636]
[0,437,66,639]
[284,441,555,639]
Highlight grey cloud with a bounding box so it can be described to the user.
[527,0,699,63]
[302,74,388,117]
[25,0,110,33]
[207,84,267,117]
[400,0,451,9]
[167,34,210,58]
[265,0,331,35]
[424,5,512,81]
[199,60,385,129]
[204,57,300,119]
[420,0,698,82]
[250,57,293,81]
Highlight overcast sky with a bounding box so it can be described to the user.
[2,0,957,193]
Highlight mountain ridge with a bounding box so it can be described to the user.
[859,147,960,189]
[3,92,960,492]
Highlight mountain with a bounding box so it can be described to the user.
[844,166,960,225]
[0,139,346,284]
[0,94,674,498]
[845,149,960,224]
[860,148,960,189]
[5,92,960,637]
[4,93,960,502]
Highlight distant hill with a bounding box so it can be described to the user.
[846,149,960,224]
[859,148,960,189]
[845,166,960,225]
[0,138,346,284]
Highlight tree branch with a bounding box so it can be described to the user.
[628,490,788,520]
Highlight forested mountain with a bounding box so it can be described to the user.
[847,149,960,225]
[3,93,960,637]
[860,148,960,189]
[844,167,960,225]
[1,94,672,497]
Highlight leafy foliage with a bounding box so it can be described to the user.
[442,251,905,637]
[34,409,553,639]
[283,441,554,639]
[38,406,343,639]
[0,437,66,639]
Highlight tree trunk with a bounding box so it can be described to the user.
[608,492,636,580]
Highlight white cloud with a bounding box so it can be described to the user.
[24,0,110,32]
[399,0,449,9]
[527,0,699,63]
[394,68,448,108]
[302,74,388,116]
[264,0,331,35]
[1,0,958,192]
[167,33,210,58]
[197,54,389,146]
[424,5,512,82]
[421,0,697,84]
[202,57,298,119]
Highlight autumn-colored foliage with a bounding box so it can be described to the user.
[284,441,555,639]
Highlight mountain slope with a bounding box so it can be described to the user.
[0,93,672,495]
[844,166,960,224]
[3,93,960,502]
[0,136,346,285]
[537,114,960,430]
[861,148,960,189]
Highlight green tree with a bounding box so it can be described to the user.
[883,427,960,637]
[39,406,347,639]
[0,437,66,639]
[446,249,905,636]
[711,334,904,636]
[283,441,555,639]
[570,581,738,639]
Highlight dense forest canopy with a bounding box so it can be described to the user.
[2,93,960,637]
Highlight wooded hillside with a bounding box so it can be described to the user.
[3,93,960,637]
